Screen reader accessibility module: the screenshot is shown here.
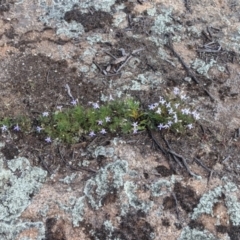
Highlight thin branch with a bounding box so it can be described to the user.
[58,146,97,173]
[194,157,212,172]
[172,192,180,220]
[147,127,167,155]
[165,35,215,101]
[166,149,199,177]
[161,134,183,168]
[38,156,53,175]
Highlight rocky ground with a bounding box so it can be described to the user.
[0,0,240,239]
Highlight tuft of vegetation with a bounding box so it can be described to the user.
[0,91,198,144]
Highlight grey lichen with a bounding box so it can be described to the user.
[191,186,223,220]
[0,157,47,222]
[103,220,115,238]
[38,0,85,38]
[192,179,240,226]
[151,7,181,36]
[0,221,45,240]
[59,173,77,184]
[38,205,49,217]
[81,160,90,167]
[38,0,115,38]
[124,181,153,213]
[93,146,115,158]
[56,21,85,38]
[123,72,163,91]
[84,159,128,209]
[150,179,172,197]
[191,58,216,78]
[178,226,219,240]
[225,195,240,226]
[72,196,86,227]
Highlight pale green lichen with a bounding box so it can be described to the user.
[187,26,202,38]
[192,179,240,227]
[178,227,219,240]
[191,186,223,220]
[120,203,129,216]
[151,7,178,36]
[0,221,45,240]
[123,72,163,91]
[93,146,115,158]
[84,159,128,209]
[59,173,77,184]
[124,181,153,213]
[225,195,240,226]
[38,205,49,217]
[128,170,139,178]
[0,157,47,222]
[81,160,90,167]
[150,7,183,45]
[103,220,115,238]
[191,58,216,78]
[147,7,157,17]
[79,65,90,73]
[56,21,85,38]
[72,196,86,227]
[150,179,172,197]
[38,0,115,38]
[86,34,103,45]
[222,179,238,193]
[0,152,47,240]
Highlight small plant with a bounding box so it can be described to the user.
[0,88,199,144]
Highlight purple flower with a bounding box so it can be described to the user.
[173,87,180,95]
[180,94,187,100]
[1,125,7,132]
[14,124,20,131]
[57,105,63,111]
[89,131,96,137]
[167,121,173,126]
[153,102,159,108]
[158,123,164,130]
[175,103,180,108]
[36,126,43,133]
[42,112,49,117]
[109,94,114,101]
[181,108,190,115]
[105,116,111,122]
[100,128,107,134]
[166,102,171,108]
[133,128,138,134]
[45,137,52,143]
[97,120,103,125]
[132,122,138,128]
[159,99,166,105]
[173,114,178,123]
[92,102,100,109]
[168,108,174,114]
[148,104,155,110]
[163,124,169,129]
[71,99,78,106]
[192,111,200,120]
[156,108,161,114]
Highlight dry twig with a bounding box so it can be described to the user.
[58,146,97,173]
[165,35,215,101]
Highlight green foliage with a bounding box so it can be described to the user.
[0,96,196,144]
[0,117,11,127]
